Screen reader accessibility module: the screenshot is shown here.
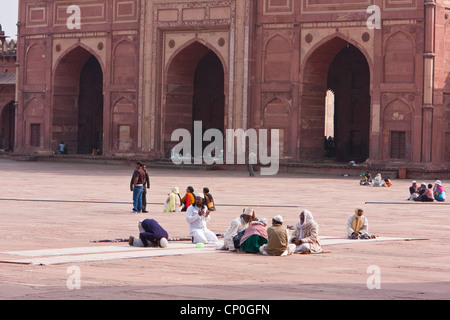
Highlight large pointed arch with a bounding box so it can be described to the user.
[161,40,226,156]
[299,35,372,161]
[52,45,104,154]
[0,100,15,151]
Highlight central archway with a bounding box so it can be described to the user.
[300,36,371,161]
[52,46,104,154]
[328,44,371,161]
[163,41,225,156]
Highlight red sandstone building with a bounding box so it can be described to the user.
[0,25,16,152]
[4,0,450,168]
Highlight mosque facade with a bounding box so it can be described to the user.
[5,0,450,168]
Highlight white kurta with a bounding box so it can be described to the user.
[186,205,218,244]
[222,217,249,250]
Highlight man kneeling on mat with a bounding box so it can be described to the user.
[129,219,169,248]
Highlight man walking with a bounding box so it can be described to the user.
[130,161,146,213]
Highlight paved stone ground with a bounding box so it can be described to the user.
[0,158,449,300]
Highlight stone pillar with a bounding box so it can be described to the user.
[422,0,436,163]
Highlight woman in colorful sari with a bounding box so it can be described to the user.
[164,187,182,212]
[181,186,195,211]
[433,180,446,202]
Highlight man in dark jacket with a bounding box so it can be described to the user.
[130,161,146,213]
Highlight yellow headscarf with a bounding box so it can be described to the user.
[352,208,364,233]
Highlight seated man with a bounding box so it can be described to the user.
[372,173,382,187]
[290,209,322,254]
[218,208,254,251]
[240,218,268,254]
[346,207,376,239]
[55,141,68,154]
[129,219,169,248]
[259,215,296,256]
[407,181,418,200]
[416,183,427,198]
[186,193,218,244]
[414,183,434,202]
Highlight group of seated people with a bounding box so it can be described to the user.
[163,186,215,213]
[408,180,446,202]
[360,171,392,187]
[221,206,375,256]
[127,191,377,256]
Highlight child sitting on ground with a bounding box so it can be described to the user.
[382,178,392,187]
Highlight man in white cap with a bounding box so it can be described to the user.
[407,181,418,200]
[129,219,169,248]
[218,207,255,251]
[186,193,218,244]
[259,215,296,256]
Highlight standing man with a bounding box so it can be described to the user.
[186,193,218,244]
[248,152,257,177]
[130,161,146,213]
[141,165,150,213]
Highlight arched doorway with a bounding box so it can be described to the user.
[300,37,371,161]
[52,47,104,154]
[163,42,225,156]
[0,101,15,151]
[327,44,371,161]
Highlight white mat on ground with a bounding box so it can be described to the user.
[0,237,426,265]
[1,241,201,257]
[0,241,225,265]
[319,236,427,246]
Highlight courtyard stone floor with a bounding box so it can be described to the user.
[0,158,449,300]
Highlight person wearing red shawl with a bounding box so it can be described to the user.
[181,186,195,211]
[240,218,269,253]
